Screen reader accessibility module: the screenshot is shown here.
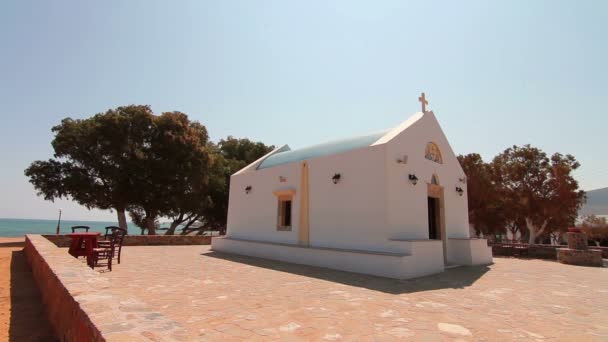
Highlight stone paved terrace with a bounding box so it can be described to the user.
[96,245,608,341]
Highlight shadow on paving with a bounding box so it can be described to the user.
[9,250,57,342]
[202,251,490,295]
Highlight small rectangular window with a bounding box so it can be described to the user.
[277,199,292,230]
[273,189,296,231]
[283,200,292,227]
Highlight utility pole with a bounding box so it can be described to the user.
[56,208,62,235]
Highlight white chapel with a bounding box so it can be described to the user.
[212,94,492,279]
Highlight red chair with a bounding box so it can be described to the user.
[71,225,90,233]
[97,226,127,263]
[92,228,126,271]
[97,226,119,246]
[71,226,91,255]
[103,226,120,239]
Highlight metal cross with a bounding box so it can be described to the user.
[418,92,428,113]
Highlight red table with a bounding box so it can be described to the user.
[67,232,100,267]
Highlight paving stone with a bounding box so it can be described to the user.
[100,322,136,333]
[437,322,472,336]
[31,239,608,341]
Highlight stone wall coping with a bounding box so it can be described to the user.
[556,247,603,252]
[42,234,211,248]
[25,234,189,341]
[495,243,607,249]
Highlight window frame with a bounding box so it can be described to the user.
[277,198,292,230]
[425,142,443,164]
[273,189,296,231]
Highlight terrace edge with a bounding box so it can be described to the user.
[23,234,191,341]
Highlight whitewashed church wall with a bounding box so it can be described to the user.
[385,116,434,240]
[307,145,389,252]
[446,239,493,266]
[226,163,301,245]
[384,112,470,240]
[444,179,470,238]
[226,111,471,252]
[424,113,470,239]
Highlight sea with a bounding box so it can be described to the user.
[0,218,140,237]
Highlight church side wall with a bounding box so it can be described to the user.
[384,112,470,240]
[225,112,470,254]
[226,163,301,245]
[307,145,389,252]
[226,145,390,252]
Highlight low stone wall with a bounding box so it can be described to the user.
[24,235,104,341]
[24,234,190,341]
[557,248,603,267]
[492,243,608,260]
[43,234,211,248]
[122,235,211,246]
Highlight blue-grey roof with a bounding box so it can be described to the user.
[257,129,389,170]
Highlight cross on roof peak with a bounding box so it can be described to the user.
[418,92,429,113]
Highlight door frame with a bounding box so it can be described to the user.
[427,183,447,264]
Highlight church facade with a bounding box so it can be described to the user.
[212,102,492,279]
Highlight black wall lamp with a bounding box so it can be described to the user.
[332,173,341,184]
[245,185,252,194]
[408,174,418,186]
[456,186,464,196]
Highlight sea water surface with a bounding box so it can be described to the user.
[0,218,139,237]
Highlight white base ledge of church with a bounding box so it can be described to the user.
[447,238,493,266]
[211,236,445,280]
[388,238,441,242]
[217,237,410,256]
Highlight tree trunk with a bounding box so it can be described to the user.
[177,216,200,235]
[116,208,128,233]
[145,216,157,235]
[183,216,199,231]
[526,219,537,244]
[526,218,548,244]
[506,222,519,242]
[550,232,561,245]
[166,213,198,235]
[165,221,180,235]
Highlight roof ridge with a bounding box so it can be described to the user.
[257,129,390,170]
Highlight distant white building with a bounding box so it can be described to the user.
[212,98,492,279]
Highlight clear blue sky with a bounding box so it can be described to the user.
[0,1,606,221]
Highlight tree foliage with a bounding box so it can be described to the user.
[457,154,504,236]
[125,111,213,235]
[195,137,274,235]
[25,105,215,235]
[25,105,159,231]
[578,215,608,247]
[459,145,585,244]
[491,145,585,243]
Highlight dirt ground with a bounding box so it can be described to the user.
[0,237,56,341]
